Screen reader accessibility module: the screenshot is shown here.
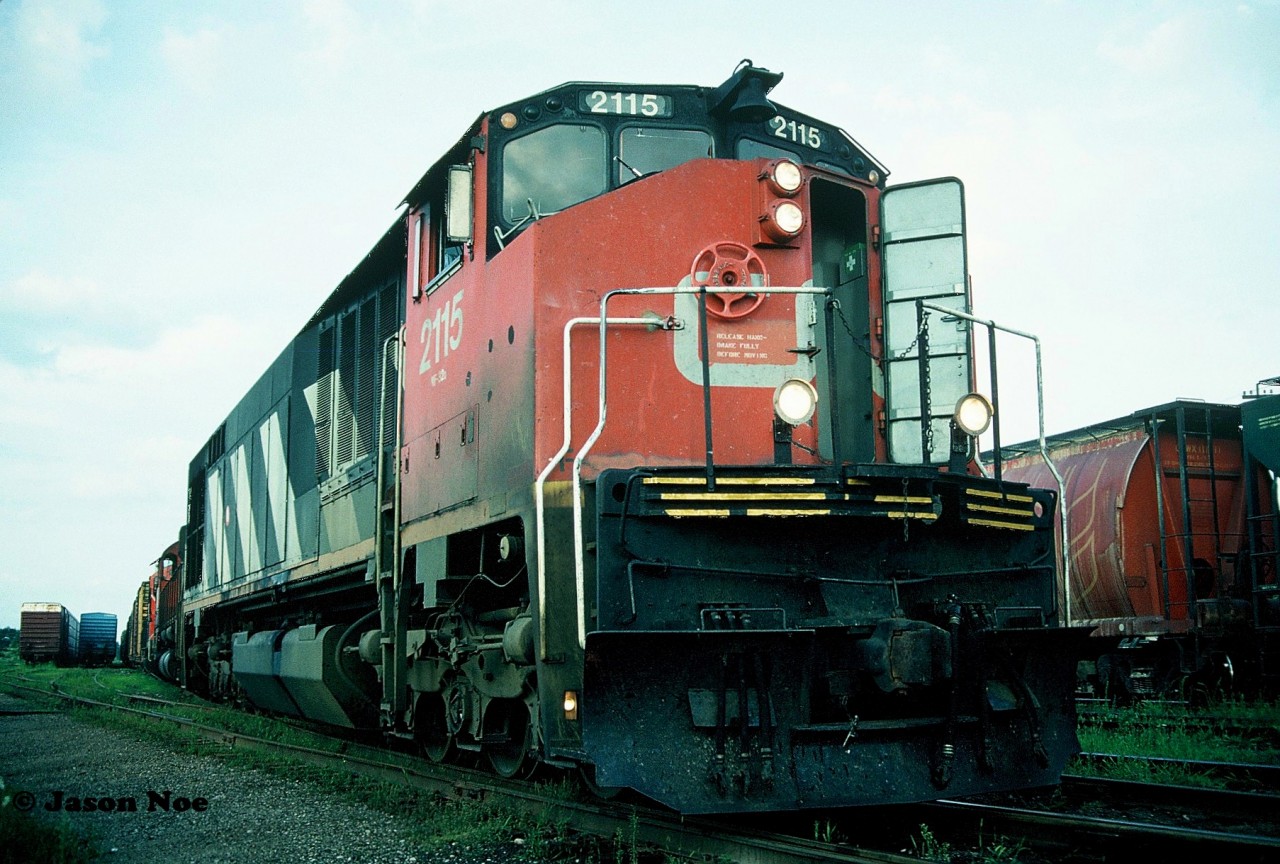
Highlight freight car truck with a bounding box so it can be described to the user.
[19,602,79,665]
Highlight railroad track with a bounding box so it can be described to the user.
[1062,774,1280,828]
[917,789,1280,860]
[902,757,1280,861]
[1073,750,1280,792]
[1076,708,1280,748]
[7,676,1279,863]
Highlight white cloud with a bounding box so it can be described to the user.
[300,0,361,67]
[1097,17,1191,74]
[160,25,227,94]
[12,0,109,95]
[1,270,102,315]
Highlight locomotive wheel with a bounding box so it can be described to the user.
[413,690,456,764]
[578,762,622,801]
[483,699,533,779]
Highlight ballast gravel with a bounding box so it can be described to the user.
[0,695,531,864]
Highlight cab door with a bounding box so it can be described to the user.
[880,178,972,464]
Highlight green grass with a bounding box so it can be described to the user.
[1078,720,1280,763]
[1077,701,1280,761]
[0,779,97,864]
[1073,696,1280,788]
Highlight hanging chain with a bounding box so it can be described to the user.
[921,310,934,458]
[901,477,911,543]
[905,311,935,459]
[895,309,930,360]
[828,298,880,365]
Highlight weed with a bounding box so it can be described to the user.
[813,818,845,844]
[909,823,952,862]
[973,819,1026,861]
[612,808,639,864]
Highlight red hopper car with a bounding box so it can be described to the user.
[1001,396,1280,699]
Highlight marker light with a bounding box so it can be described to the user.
[499,112,518,129]
[774,378,818,426]
[954,393,994,437]
[563,690,579,721]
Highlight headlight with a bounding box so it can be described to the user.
[773,201,804,234]
[954,393,994,436]
[768,160,803,195]
[774,378,818,426]
[760,200,805,243]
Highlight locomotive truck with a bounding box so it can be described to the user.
[162,62,1087,814]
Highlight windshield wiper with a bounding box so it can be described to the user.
[614,156,644,181]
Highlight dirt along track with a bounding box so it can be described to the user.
[0,692,504,863]
[1,683,945,864]
[10,674,1280,864]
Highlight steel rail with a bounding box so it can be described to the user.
[1072,751,1280,792]
[923,795,1280,856]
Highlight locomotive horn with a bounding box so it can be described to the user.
[710,59,783,122]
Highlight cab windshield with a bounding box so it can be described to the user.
[499,123,713,225]
[617,128,712,184]
[501,124,606,222]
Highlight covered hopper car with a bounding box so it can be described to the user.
[1000,395,1280,700]
[159,62,1088,814]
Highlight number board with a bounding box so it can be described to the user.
[767,114,825,150]
[580,90,674,118]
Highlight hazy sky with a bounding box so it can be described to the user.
[2,0,1277,631]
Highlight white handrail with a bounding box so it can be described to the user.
[533,316,655,660]
[918,302,1071,626]
[570,286,829,649]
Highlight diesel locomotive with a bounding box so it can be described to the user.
[123,543,181,676]
[161,62,1088,814]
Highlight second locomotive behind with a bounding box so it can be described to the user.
[163,62,1088,814]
